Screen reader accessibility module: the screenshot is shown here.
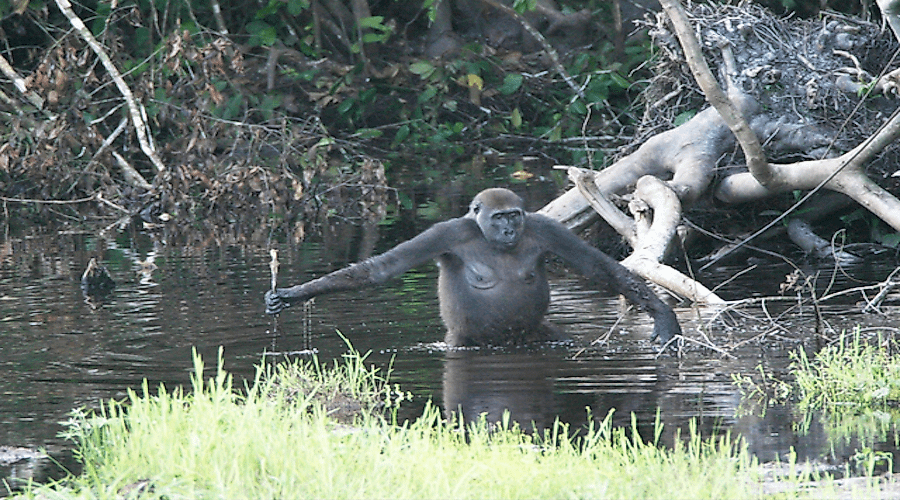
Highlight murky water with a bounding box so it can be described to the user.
[1,223,899,493]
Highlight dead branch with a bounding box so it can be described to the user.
[716,108,900,231]
[785,219,861,264]
[621,175,725,304]
[566,166,636,245]
[111,152,153,190]
[0,53,46,111]
[54,0,166,176]
[879,0,900,42]
[540,99,740,231]
[657,0,772,189]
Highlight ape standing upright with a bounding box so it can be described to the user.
[266,188,681,347]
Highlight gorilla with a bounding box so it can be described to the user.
[266,188,681,347]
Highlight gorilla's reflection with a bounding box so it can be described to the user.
[439,346,670,435]
[441,348,563,430]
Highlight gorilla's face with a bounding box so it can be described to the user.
[468,188,526,250]
[479,207,524,249]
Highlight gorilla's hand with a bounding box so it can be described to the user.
[650,309,681,346]
[265,288,294,315]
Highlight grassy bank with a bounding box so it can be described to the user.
[13,346,870,499]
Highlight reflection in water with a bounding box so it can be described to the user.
[442,349,562,430]
[0,226,899,492]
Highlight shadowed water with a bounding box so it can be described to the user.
[1,225,898,493]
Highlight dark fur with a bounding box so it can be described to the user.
[266,188,681,347]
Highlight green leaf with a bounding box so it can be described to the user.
[418,86,438,104]
[879,233,900,248]
[393,124,410,146]
[549,124,562,142]
[260,95,282,111]
[314,137,335,148]
[354,128,383,139]
[362,33,385,44]
[246,20,277,47]
[609,72,630,89]
[337,97,355,116]
[358,16,385,30]
[512,0,537,14]
[673,110,696,126]
[409,61,435,77]
[568,99,587,115]
[510,107,522,128]
[498,73,523,95]
[287,0,309,16]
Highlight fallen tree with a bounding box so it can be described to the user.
[540,0,900,304]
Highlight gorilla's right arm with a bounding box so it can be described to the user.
[266,219,474,314]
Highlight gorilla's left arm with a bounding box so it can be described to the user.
[529,215,682,344]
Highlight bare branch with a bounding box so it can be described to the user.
[622,176,725,304]
[657,0,772,188]
[54,0,167,176]
[0,53,46,111]
[565,166,636,245]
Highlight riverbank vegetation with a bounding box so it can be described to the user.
[792,330,900,412]
[3,0,900,318]
[13,344,885,500]
[735,328,900,479]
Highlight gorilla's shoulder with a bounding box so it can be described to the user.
[426,217,484,241]
[524,213,568,231]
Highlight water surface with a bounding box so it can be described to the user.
[1,225,898,493]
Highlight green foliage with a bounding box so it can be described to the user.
[498,73,523,95]
[855,212,900,248]
[791,330,900,411]
[246,0,312,48]
[512,0,538,14]
[354,16,393,49]
[246,19,278,47]
[17,344,846,499]
[3,0,659,207]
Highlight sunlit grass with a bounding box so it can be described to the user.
[788,329,900,465]
[13,343,868,499]
[792,329,900,411]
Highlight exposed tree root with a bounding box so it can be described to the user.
[541,1,900,304]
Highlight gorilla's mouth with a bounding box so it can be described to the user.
[494,238,518,250]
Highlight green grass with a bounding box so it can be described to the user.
[788,329,900,460]
[13,345,869,499]
[792,329,900,411]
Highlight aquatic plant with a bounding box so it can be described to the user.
[791,329,900,410]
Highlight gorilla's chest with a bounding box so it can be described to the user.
[437,243,546,291]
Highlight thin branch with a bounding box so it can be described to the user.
[657,0,771,187]
[111,152,153,190]
[54,0,167,176]
[0,53,47,111]
[565,166,636,245]
[477,0,585,100]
